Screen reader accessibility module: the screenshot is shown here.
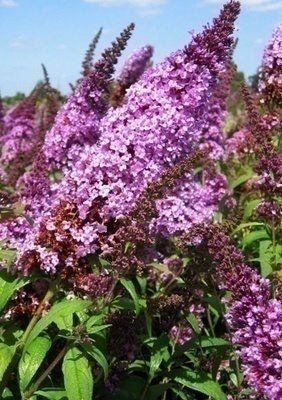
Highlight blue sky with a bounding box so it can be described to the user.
[0,0,281,96]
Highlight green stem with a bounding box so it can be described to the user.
[0,279,59,397]
[206,306,216,338]
[140,380,151,400]
[18,278,59,350]
[271,217,276,269]
[23,346,67,399]
[102,272,119,310]
[219,300,242,390]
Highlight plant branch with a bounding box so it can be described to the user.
[23,346,67,399]
[18,278,59,350]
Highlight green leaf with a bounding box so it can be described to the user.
[23,299,92,353]
[120,278,140,315]
[229,169,254,189]
[0,343,15,381]
[136,275,147,294]
[203,296,223,317]
[186,313,201,335]
[62,346,93,400]
[195,337,231,348]
[0,249,15,271]
[259,240,273,277]
[149,335,170,379]
[107,376,146,400]
[54,314,73,330]
[86,324,111,335]
[99,257,111,267]
[35,388,67,400]
[251,240,272,277]
[148,262,171,274]
[2,387,15,399]
[241,229,269,247]
[0,324,24,346]
[85,314,105,329]
[80,342,108,378]
[231,222,265,236]
[144,309,152,338]
[124,241,132,253]
[146,383,172,400]
[0,269,30,312]
[243,199,261,220]
[174,336,231,357]
[111,297,135,310]
[171,387,188,400]
[128,359,150,374]
[168,369,227,400]
[19,333,51,392]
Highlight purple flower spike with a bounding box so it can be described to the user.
[80,27,103,78]
[0,94,4,137]
[206,229,282,399]
[0,90,40,186]
[42,23,135,170]
[0,2,240,296]
[259,23,282,106]
[117,45,154,87]
[111,44,154,106]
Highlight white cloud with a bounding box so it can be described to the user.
[9,36,33,50]
[138,7,162,15]
[205,0,282,11]
[83,0,166,15]
[58,43,68,50]
[0,0,18,7]
[84,0,166,6]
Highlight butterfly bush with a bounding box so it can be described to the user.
[211,230,282,399]
[56,0,239,238]
[111,44,154,105]
[117,45,154,87]
[1,2,282,399]
[225,127,254,156]
[0,25,135,268]
[80,27,102,78]
[0,95,4,137]
[258,22,282,106]
[0,1,241,286]
[182,220,282,400]
[241,83,282,227]
[0,91,40,187]
[42,23,135,171]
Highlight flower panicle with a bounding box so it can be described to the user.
[0,93,4,137]
[241,83,266,140]
[258,22,282,107]
[81,27,103,77]
[91,23,135,90]
[5,87,40,129]
[181,221,282,399]
[38,25,134,172]
[111,44,154,106]
[242,83,282,201]
[40,64,61,136]
[0,87,43,186]
[129,149,208,223]
[184,0,240,74]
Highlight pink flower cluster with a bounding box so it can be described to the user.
[0,2,240,278]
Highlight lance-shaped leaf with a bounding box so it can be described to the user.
[0,269,30,312]
[19,332,51,393]
[23,299,92,354]
[62,346,93,400]
[168,369,227,400]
